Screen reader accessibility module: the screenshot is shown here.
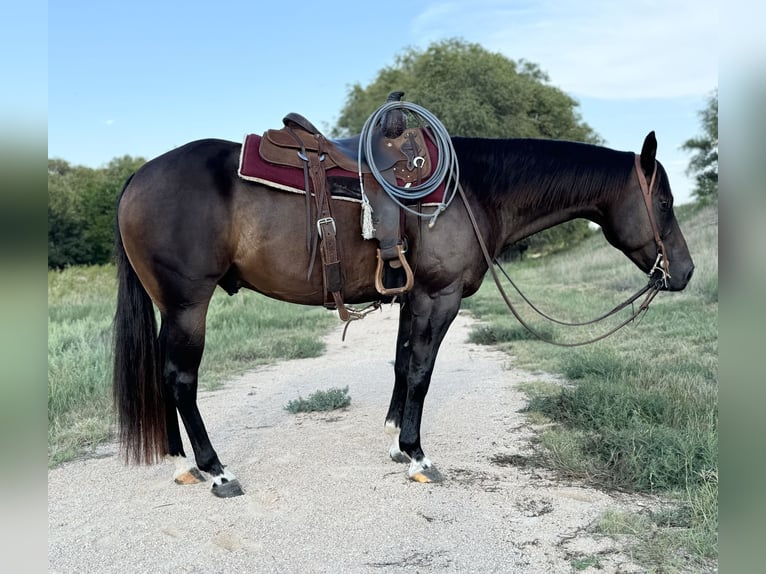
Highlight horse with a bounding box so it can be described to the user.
[113,129,694,497]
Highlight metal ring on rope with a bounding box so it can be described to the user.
[357,101,460,225]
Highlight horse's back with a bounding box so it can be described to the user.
[132,138,240,191]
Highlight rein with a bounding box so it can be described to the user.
[492,259,653,327]
[459,158,667,347]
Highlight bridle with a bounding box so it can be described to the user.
[634,154,671,289]
[459,155,671,347]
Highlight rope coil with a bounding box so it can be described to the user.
[357,101,460,222]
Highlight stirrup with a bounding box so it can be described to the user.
[374,245,414,296]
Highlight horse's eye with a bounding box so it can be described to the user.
[659,198,672,211]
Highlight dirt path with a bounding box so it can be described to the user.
[48,307,647,573]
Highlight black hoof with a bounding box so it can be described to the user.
[390,451,411,464]
[211,479,245,498]
[188,467,206,482]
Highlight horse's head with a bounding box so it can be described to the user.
[600,132,695,291]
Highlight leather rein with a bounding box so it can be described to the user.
[460,156,670,347]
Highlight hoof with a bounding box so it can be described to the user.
[389,448,411,464]
[408,458,444,483]
[211,478,245,498]
[174,467,206,485]
[410,466,445,483]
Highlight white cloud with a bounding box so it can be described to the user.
[410,0,717,99]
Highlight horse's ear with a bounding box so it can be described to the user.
[640,131,657,173]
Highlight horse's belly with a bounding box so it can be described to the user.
[231,192,381,305]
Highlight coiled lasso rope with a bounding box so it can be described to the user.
[357,101,460,229]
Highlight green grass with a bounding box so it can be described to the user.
[201,291,334,387]
[571,555,602,571]
[48,265,336,466]
[285,386,352,414]
[463,202,718,570]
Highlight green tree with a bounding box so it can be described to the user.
[333,39,599,254]
[48,156,145,268]
[682,89,718,203]
[48,159,98,267]
[334,39,600,143]
[80,155,145,264]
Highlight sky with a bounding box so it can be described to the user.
[48,0,718,205]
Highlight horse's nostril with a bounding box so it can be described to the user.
[685,265,695,284]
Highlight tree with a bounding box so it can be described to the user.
[335,39,600,144]
[682,89,718,203]
[48,160,98,267]
[48,156,145,268]
[333,40,599,255]
[80,156,145,264]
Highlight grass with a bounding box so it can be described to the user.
[571,555,602,571]
[285,386,352,414]
[48,265,336,466]
[462,202,718,570]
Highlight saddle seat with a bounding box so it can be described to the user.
[260,112,432,185]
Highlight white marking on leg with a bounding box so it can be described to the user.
[384,420,399,438]
[385,421,410,462]
[212,468,237,486]
[408,457,433,478]
[168,455,196,481]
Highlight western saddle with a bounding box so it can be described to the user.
[258,93,431,320]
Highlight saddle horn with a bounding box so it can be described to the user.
[380,91,406,139]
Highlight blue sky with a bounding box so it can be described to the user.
[48,0,718,204]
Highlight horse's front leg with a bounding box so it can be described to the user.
[384,297,414,463]
[391,284,462,482]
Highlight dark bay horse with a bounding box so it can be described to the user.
[113,131,694,497]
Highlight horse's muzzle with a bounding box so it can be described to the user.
[662,263,695,291]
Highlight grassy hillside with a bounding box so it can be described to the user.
[462,202,718,571]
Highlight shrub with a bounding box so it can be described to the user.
[285,386,352,414]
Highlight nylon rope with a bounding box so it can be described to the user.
[357,101,460,225]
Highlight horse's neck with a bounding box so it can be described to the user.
[453,137,623,253]
[502,202,599,247]
[474,167,603,251]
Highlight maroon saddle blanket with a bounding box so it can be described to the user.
[237,134,445,205]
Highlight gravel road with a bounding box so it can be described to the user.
[48,307,647,573]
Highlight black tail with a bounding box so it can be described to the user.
[112,177,168,464]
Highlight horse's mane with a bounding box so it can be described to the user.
[452,137,637,212]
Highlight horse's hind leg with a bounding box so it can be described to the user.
[161,304,244,498]
[158,322,206,486]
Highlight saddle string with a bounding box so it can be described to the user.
[457,183,662,347]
